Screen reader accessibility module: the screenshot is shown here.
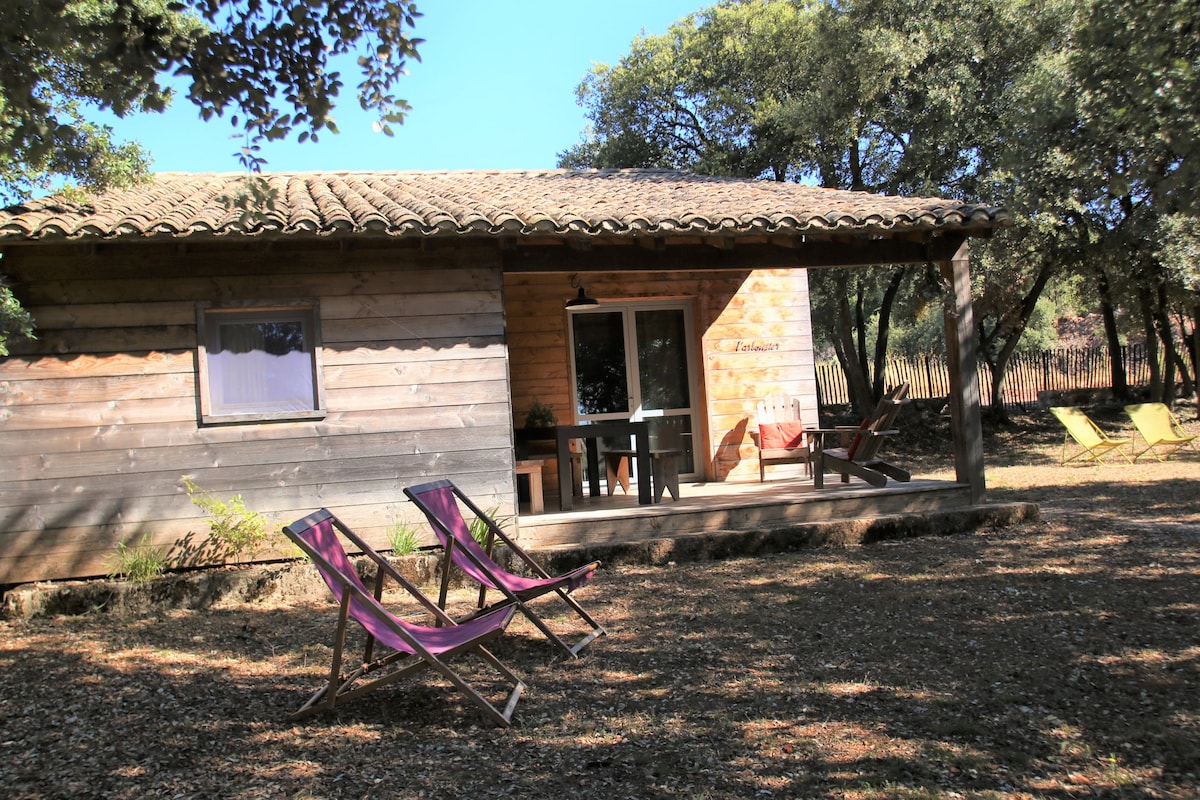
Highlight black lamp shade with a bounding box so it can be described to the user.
[566,286,598,307]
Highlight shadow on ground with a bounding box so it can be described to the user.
[3,454,1198,799]
[3,405,1198,799]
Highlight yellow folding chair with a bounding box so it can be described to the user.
[1124,403,1198,462]
[1049,406,1133,465]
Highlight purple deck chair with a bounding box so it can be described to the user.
[403,480,606,658]
[282,508,525,726]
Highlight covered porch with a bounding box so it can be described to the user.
[0,170,1007,585]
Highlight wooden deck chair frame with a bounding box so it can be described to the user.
[1049,406,1133,465]
[752,391,811,481]
[404,479,606,658]
[813,384,912,489]
[282,509,525,727]
[1124,403,1198,462]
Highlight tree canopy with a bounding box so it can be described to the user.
[0,0,423,203]
[562,0,1200,412]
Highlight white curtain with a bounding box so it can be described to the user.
[208,321,314,414]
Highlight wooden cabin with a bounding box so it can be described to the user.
[0,170,1005,584]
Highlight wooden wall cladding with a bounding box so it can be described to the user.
[1,239,818,584]
[0,240,514,584]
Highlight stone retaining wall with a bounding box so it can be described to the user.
[3,502,1039,621]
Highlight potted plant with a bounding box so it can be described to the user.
[524,398,557,429]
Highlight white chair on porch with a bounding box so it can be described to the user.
[752,391,811,481]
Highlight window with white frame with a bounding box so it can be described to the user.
[197,304,326,424]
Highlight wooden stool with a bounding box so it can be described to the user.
[603,450,630,496]
[514,459,545,514]
[603,449,682,502]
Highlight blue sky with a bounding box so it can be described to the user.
[99,1,707,175]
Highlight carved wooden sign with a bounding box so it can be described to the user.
[735,340,780,353]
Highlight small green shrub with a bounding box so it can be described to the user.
[107,535,167,584]
[182,475,270,561]
[386,520,423,555]
[469,506,513,547]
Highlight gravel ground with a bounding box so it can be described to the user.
[2,407,1198,799]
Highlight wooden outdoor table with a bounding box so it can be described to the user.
[516,421,652,511]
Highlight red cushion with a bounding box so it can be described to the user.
[759,421,805,450]
[846,417,872,459]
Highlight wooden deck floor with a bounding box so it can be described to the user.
[515,475,975,549]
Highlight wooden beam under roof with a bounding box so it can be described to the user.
[501,233,972,273]
[637,237,667,251]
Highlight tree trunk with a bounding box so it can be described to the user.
[871,266,908,398]
[1169,346,1193,398]
[984,260,1057,417]
[1177,310,1197,396]
[1153,279,1177,404]
[989,361,1007,419]
[1137,285,1163,401]
[854,280,869,385]
[834,285,876,416]
[1097,268,1130,401]
[1194,303,1200,416]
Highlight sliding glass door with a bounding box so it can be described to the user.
[569,301,698,476]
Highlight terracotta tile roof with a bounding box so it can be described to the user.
[0,169,1007,242]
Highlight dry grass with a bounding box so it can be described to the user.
[2,408,1199,799]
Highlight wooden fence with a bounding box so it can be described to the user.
[816,344,1156,408]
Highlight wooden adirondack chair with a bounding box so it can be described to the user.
[751,391,810,481]
[812,384,912,488]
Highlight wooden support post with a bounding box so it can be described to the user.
[940,238,986,503]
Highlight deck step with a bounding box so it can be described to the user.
[527,501,1041,574]
[517,479,975,549]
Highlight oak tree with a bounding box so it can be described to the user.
[0,0,423,202]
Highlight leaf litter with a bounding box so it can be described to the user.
[2,411,1198,799]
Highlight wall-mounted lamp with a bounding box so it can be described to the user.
[565,280,599,308]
